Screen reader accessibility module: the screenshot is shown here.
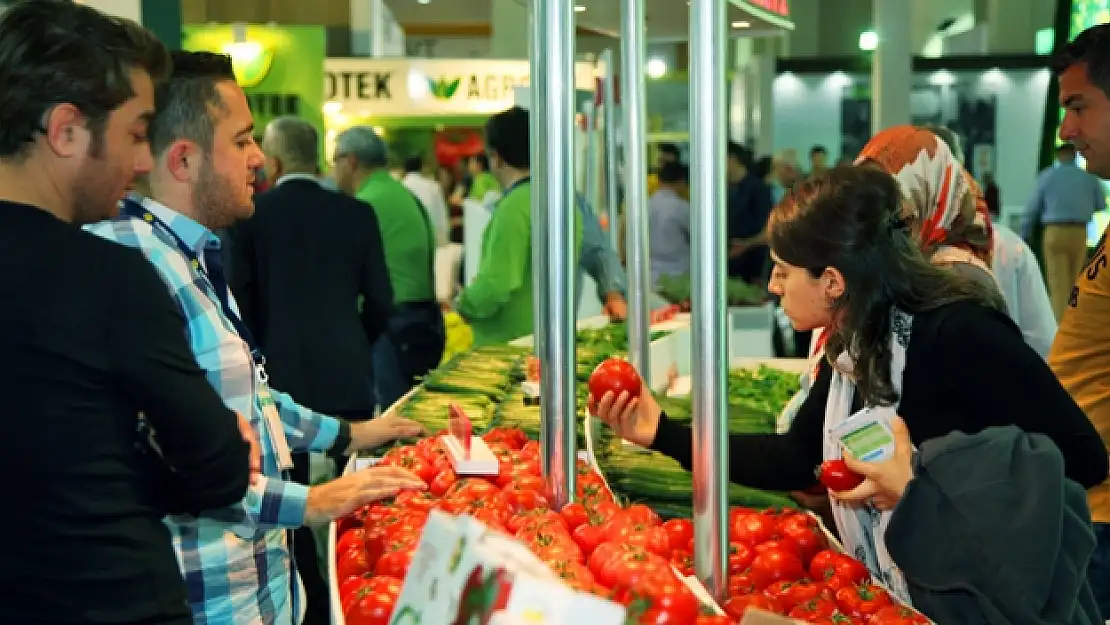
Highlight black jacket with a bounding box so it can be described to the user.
[230,178,393,415]
[886,426,1102,625]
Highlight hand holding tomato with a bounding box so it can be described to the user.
[829,417,914,511]
[589,382,662,449]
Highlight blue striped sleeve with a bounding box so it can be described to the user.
[269,387,342,453]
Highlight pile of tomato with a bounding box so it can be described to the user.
[333,426,928,625]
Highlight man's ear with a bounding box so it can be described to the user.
[41,103,88,158]
[164,140,201,183]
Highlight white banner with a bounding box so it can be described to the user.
[324,58,597,117]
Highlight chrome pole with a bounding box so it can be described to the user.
[530,0,577,508]
[620,0,651,377]
[601,48,620,253]
[689,0,729,601]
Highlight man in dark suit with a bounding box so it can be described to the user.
[229,116,393,624]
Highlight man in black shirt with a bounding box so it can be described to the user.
[0,4,254,625]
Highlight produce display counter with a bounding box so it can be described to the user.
[327,335,924,624]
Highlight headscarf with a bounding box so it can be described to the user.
[855,125,994,266]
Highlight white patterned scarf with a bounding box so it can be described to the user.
[821,308,915,605]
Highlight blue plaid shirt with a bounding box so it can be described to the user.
[86,197,345,625]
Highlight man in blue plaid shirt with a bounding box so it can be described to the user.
[86,51,427,624]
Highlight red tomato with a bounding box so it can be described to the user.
[344,576,403,625]
[834,584,893,619]
[621,574,700,624]
[336,545,372,582]
[393,490,438,513]
[728,568,771,596]
[751,547,806,584]
[625,503,661,526]
[728,541,756,575]
[374,543,415,578]
[763,579,827,612]
[662,518,694,551]
[482,426,528,450]
[381,454,436,484]
[695,616,734,625]
[867,605,930,624]
[731,513,778,546]
[670,549,695,576]
[560,502,590,531]
[779,523,828,565]
[810,551,871,587]
[494,487,549,514]
[551,561,596,592]
[808,550,841,581]
[572,522,607,557]
[428,467,457,497]
[818,459,865,492]
[787,598,839,622]
[588,498,623,520]
[587,358,642,408]
[723,594,784,620]
[336,528,367,556]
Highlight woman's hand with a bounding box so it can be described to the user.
[829,416,914,511]
[588,383,664,448]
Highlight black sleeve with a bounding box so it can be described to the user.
[650,361,831,491]
[935,305,1109,488]
[107,253,250,514]
[228,218,260,341]
[359,204,394,343]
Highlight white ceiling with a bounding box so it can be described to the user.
[383,0,786,40]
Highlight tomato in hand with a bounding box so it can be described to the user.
[818,459,865,492]
[587,358,642,410]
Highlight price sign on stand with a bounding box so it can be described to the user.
[449,404,473,460]
[444,403,498,475]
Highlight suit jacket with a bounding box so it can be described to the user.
[230,178,393,415]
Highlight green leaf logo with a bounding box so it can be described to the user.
[229,46,274,89]
[428,77,462,100]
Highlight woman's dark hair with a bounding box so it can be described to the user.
[754,156,774,179]
[769,165,1004,406]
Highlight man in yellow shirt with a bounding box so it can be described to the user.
[1046,23,1110,618]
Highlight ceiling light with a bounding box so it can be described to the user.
[646,57,668,79]
[574,5,586,12]
[417,0,431,4]
[732,21,750,28]
[859,30,879,51]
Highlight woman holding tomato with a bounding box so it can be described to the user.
[593,166,1108,604]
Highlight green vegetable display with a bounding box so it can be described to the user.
[655,273,768,307]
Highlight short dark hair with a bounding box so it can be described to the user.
[0,0,170,160]
[486,106,529,170]
[810,145,828,156]
[149,51,236,157]
[472,153,490,171]
[658,161,689,184]
[1052,23,1110,98]
[727,141,753,168]
[404,155,424,173]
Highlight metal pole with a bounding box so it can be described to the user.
[620,0,651,378]
[584,101,599,221]
[530,0,577,509]
[601,49,620,254]
[689,0,729,601]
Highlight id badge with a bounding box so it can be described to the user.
[258,386,294,471]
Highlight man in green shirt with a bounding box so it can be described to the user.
[457,106,582,345]
[467,153,501,204]
[333,126,444,406]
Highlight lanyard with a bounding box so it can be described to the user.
[119,199,268,380]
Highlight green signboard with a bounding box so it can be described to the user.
[183,24,325,164]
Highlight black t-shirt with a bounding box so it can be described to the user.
[652,300,1109,492]
[0,202,249,624]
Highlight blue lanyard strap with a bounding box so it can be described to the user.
[119,199,266,372]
